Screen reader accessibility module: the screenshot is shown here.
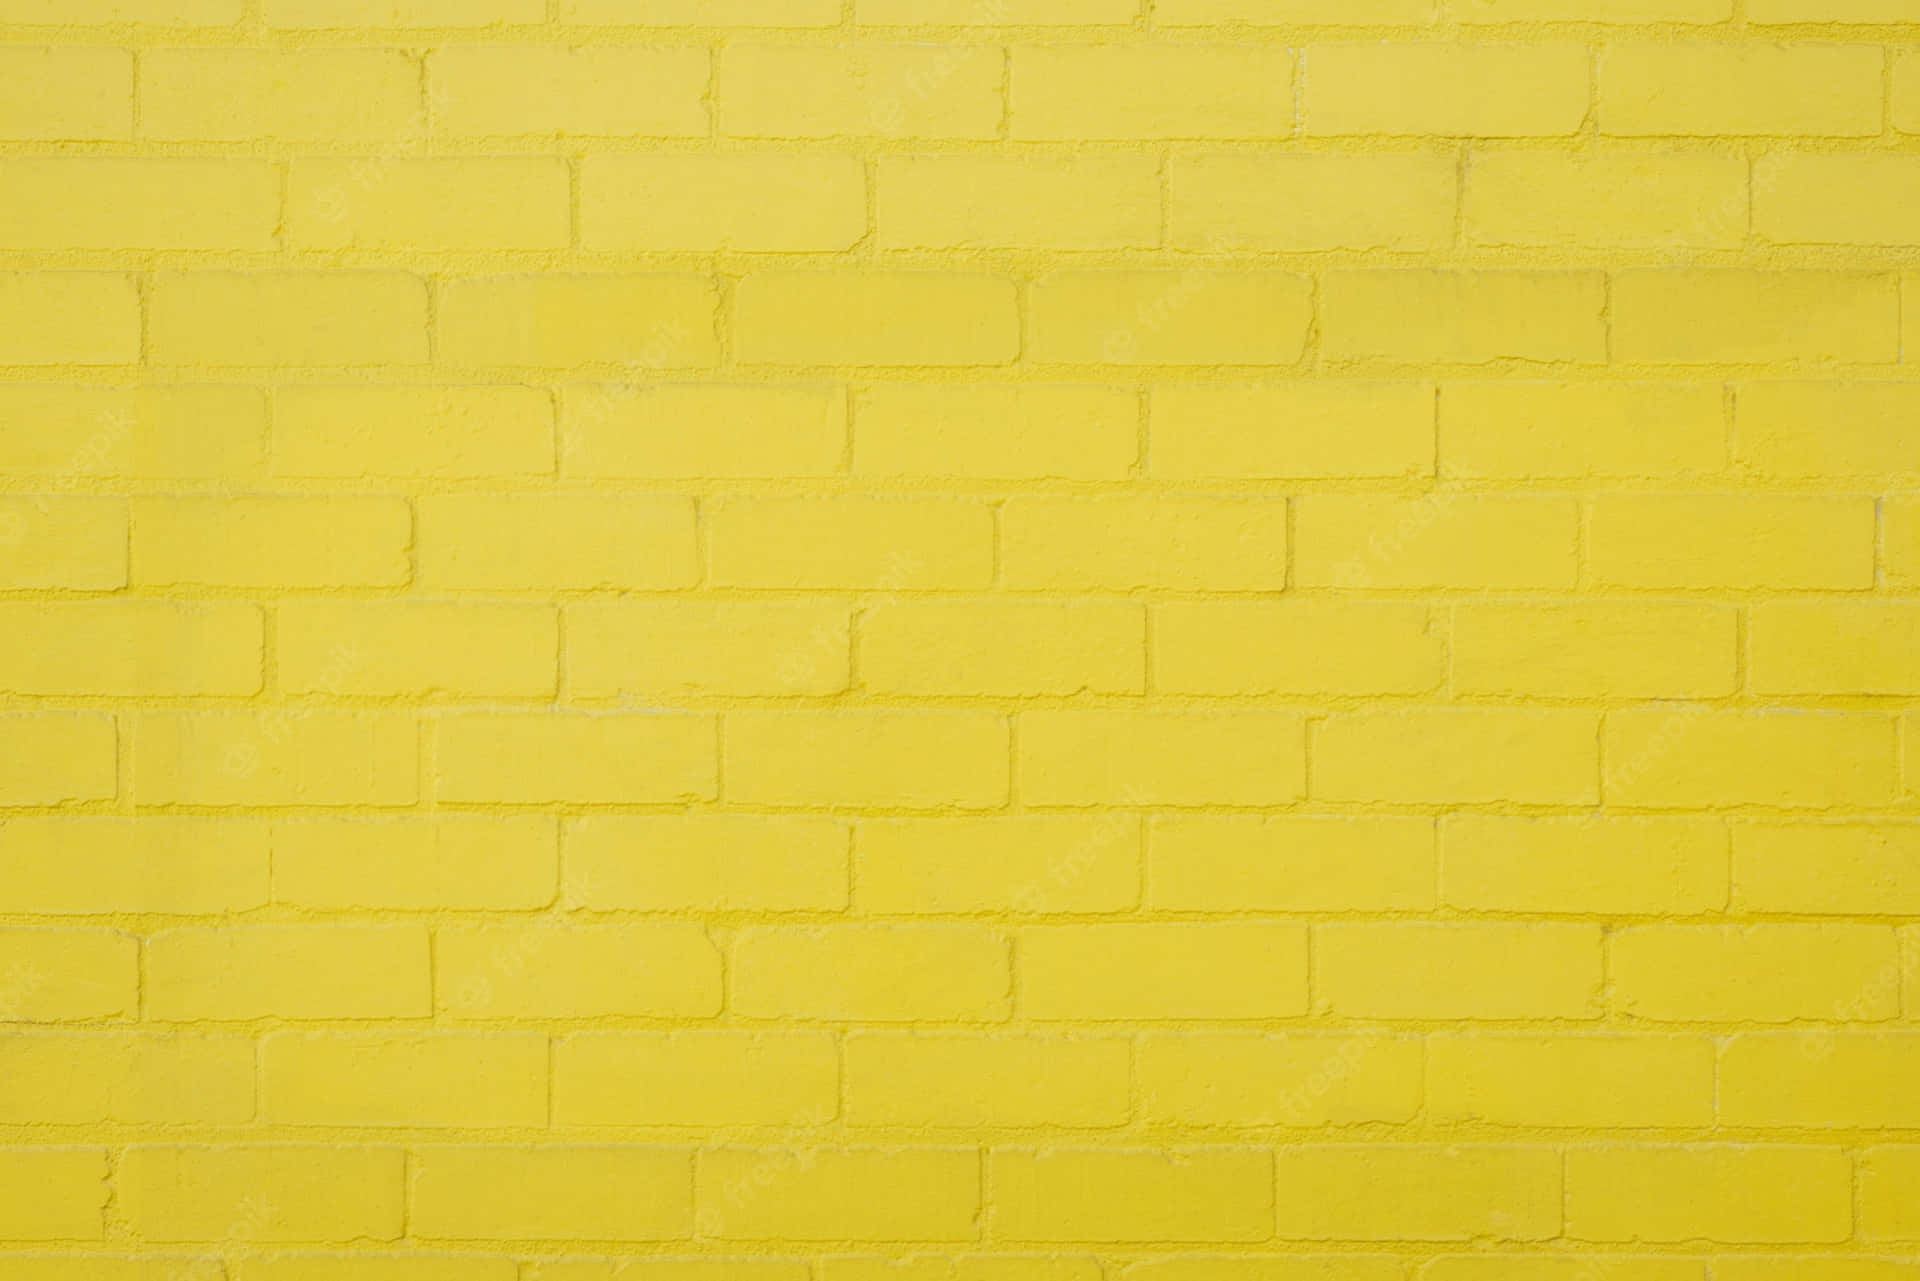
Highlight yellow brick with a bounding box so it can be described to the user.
[1156,602,1443,697]
[565,815,848,912]
[1173,153,1456,252]
[1722,1033,1920,1128]
[151,271,430,367]
[1439,381,1726,478]
[1153,382,1433,480]
[273,816,557,910]
[418,494,696,589]
[1894,500,1920,590]
[1737,382,1920,478]
[1602,43,1881,137]
[1900,54,1920,133]
[1443,816,1727,914]
[1611,925,1900,1022]
[0,497,127,590]
[845,1034,1129,1128]
[289,158,568,251]
[1321,271,1606,364]
[1427,1035,1715,1128]
[1138,1033,1422,1128]
[721,45,1001,139]
[436,713,716,804]
[0,1033,252,1125]
[569,601,850,698]
[731,925,1010,1021]
[862,0,1133,19]
[135,711,417,808]
[1604,710,1897,809]
[1566,1146,1850,1244]
[280,602,555,699]
[710,497,993,589]
[825,1259,1104,1281]
[1714,1263,1920,1281]
[861,600,1145,697]
[264,1032,545,1127]
[727,710,1008,809]
[855,385,1136,480]
[584,153,864,252]
[1589,495,1875,589]
[240,1258,520,1281]
[557,1031,838,1126]
[1306,44,1587,137]
[133,496,409,589]
[566,383,845,479]
[529,1264,806,1281]
[145,925,430,1021]
[1273,1146,1562,1242]
[140,49,422,142]
[1319,924,1603,1021]
[0,1150,109,1242]
[0,1259,230,1281]
[879,155,1159,250]
[410,1147,693,1242]
[1314,709,1598,806]
[1612,270,1899,364]
[1863,1147,1920,1240]
[119,1146,404,1243]
[275,385,551,479]
[0,273,139,366]
[1423,1261,1706,1281]
[1734,823,1920,915]
[1020,923,1308,1020]
[271,0,541,23]
[0,818,267,915]
[437,925,721,1019]
[1160,0,1431,18]
[856,816,1141,914]
[1752,603,1920,696]
[0,48,129,141]
[698,1148,978,1241]
[1029,271,1313,365]
[0,603,261,697]
[438,275,719,368]
[0,385,264,480]
[0,928,136,1021]
[0,713,117,807]
[1465,152,1745,249]
[1013,46,1290,140]
[0,159,277,250]
[1019,711,1305,808]
[1001,497,1289,590]
[1453,602,1737,698]
[991,1149,1271,1243]
[1149,816,1435,912]
[1452,0,1728,16]
[735,272,1019,366]
[1756,154,1920,247]
[570,0,839,21]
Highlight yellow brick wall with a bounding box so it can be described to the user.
[2,0,1919,1274]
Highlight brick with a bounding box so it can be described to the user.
[272,0,540,22]
[1863,1147,1920,1239]
[856,815,1140,914]
[721,44,999,138]
[0,1033,252,1125]
[828,1262,1105,1281]
[1156,602,1443,697]
[0,1259,229,1281]
[861,600,1145,697]
[242,1258,521,1281]
[120,1146,403,1243]
[1440,381,1725,478]
[1565,1146,1851,1244]
[1153,382,1432,480]
[0,928,136,1021]
[0,159,278,250]
[437,713,716,805]
[1320,271,1606,364]
[1029,271,1313,365]
[1612,270,1899,364]
[1721,1033,1920,1128]
[0,1150,108,1241]
[437,925,721,1019]
[584,154,865,251]
[557,1031,837,1126]
[1320,923,1603,1020]
[412,1147,692,1241]
[878,156,1160,249]
[1737,382,1920,478]
[1272,1146,1561,1242]
[1752,603,1920,696]
[1612,925,1900,1022]
[1149,816,1435,912]
[273,817,557,911]
[1021,923,1308,1020]
[418,494,696,590]
[141,49,422,141]
[567,383,844,479]
[1734,823,1920,915]
[1306,43,1587,136]
[727,710,1009,809]
[135,710,417,808]
[1589,495,1875,589]
[1901,54,1920,133]
[275,385,552,479]
[1451,0,1728,16]
[566,815,848,912]
[698,1148,978,1241]
[1173,153,1456,252]
[1757,154,1920,247]
[0,273,139,365]
[570,0,840,21]
[1423,1261,1706,1281]
[0,603,261,697]
[146,925,430,1021]
[1315,708,1598,806]
[991,1149,1272,1243]
[710,497,993,589]
[569,600,849,698]
[433,45,703,135]
[151,272,430,367]
[438,275,719,368]
[1602,43,1881,136]
[1427,1035,1715,1128]
[0,713,115,808]
[1466,152,1745,249]
[1019,711,1305,807]
[735,272,1018,366]
[264,1033,546,1127]
[0,498,127,590]
[845,1033,1129,1127]
[1714,1263,1920,1281]
[855,385,1135,480]
[1012,46,1292,139]
[1604,710,1897,809]
[0,385,264,480]
[1894,500,1920,589]
[861,0,1133,20]
[1159,0,1432,19]
[281,602,554,699]
[1001,497,1289,590]
[1138,1033,1422,1127]
[731,925,1010,1021]
[0,818,267,915]
[289,157,568,251]
[0,48,129,141]
[134,496,409,589]
[1443,816,1727,914]
[1452,602,1737,698]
